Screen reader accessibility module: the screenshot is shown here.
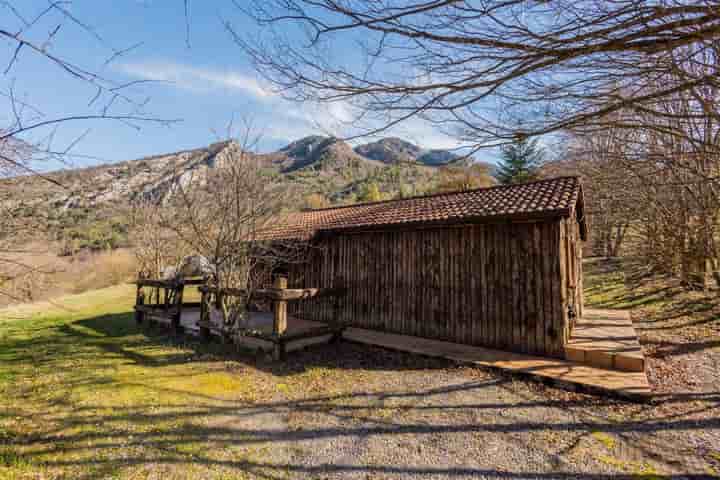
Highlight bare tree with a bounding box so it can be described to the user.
[233,0,720,148]
[433,163,495,193]
[1,2,178,178]
[129,200,190,280]
[163,129,307,331]
[563,61,720,289]
[0,2,179,303]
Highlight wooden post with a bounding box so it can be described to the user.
[330,294,342,344]
[199,288,211,340]
[273,341,286,361]
[273,276,288,336]
[172,284,184,334]
[273,276,288,361]
[135,285,145,325]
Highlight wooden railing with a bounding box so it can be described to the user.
[198,276,347,359]
[133,278,205,333]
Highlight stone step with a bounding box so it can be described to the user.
[565,309,645,373]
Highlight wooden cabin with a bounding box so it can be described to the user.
[262,176,586,358]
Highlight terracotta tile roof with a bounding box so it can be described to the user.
[259,176,583,241]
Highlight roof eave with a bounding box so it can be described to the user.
[313,208,573,238]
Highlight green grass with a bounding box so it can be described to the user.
[0,285,286,479]
[583,257,679,310]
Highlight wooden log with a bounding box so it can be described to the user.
[524,225,536,355]
[134,304,180,315]
[172,284,184,334]
[199,288,211,340]
[477,225,486,346]
[273,276,288,336]
[135,286,145,325]
[273,342,286,361]
[558,219,569,351]
[199,285,346,302]
[533,223,545,356]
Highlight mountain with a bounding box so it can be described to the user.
[354,137,423,164]
[0,140,239,211]
[267,136,386,173]
[353,137,464,166]
[419,149,462,165]
[1,135,495,253]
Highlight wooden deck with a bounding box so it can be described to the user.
[146,303,651,400]
[565,309,645,372]
[343,327,652,401]
[149,309,335,354]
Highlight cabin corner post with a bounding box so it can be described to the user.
[134,283,145,325]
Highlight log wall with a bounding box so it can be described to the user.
[289,218,580,358]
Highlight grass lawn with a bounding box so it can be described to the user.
[0,284,293,479]
[584,257,720,393]
[1,264,718,479]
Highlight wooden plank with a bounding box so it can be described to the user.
[445,228,453,342]
[546,221,560,356]
[407,229,416,337]
[135,304,180,316]
[558,219,568,354]
[458,227,466,344]
[343,327,652,400]
[525,225,536,355]
[499,225,509,350]
[478,225,486,347]
[533,223,545,356]
[461,227,470,344]
[510,224,520,351]
[434,230,443,340]
[518,224,528,353]
[541,222,553,355]
[488,228,496,348]
[392,230,399,334]
[419,230,429,339]
[457,227,465,343]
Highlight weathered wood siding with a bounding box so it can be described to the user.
[289,219,577,357]
[560,216,584,342]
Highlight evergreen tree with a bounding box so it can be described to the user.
[496,136,544,184]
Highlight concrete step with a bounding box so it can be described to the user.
[565,309,645,373]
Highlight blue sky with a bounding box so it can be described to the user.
[2,1,487,171]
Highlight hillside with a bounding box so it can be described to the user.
[1,135,491,252]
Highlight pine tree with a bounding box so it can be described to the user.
[496,136,544,184]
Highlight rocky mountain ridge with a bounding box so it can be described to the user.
[1,135,485,219]
[1,135,497,252]
[353,137,465,166]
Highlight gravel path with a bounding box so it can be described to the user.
[215,342,719,479]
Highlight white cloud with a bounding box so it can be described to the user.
[115,60,492,160]
[116,61,272,100]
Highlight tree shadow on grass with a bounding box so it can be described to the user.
[72,312,461,377]
[4,309,720,479]
[5,374,719,480]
